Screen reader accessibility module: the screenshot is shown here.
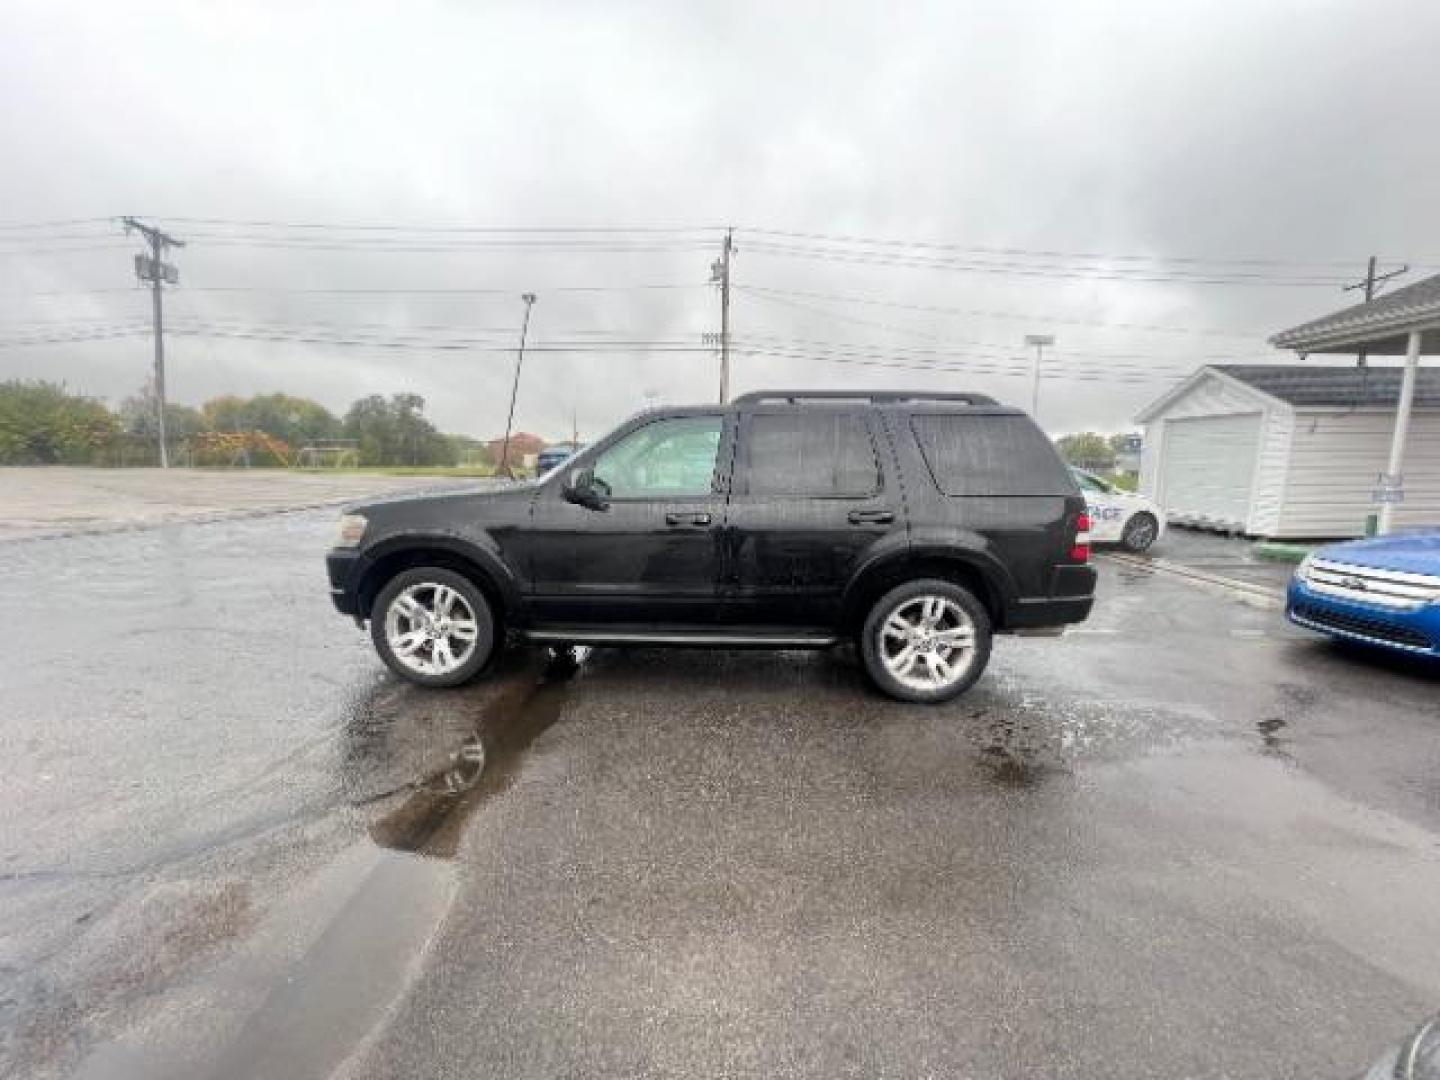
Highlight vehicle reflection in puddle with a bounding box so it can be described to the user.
[366,647,586,857]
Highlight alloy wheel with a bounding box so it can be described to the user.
[877,595,978,693]
[383,582,481,677]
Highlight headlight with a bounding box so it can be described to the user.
[1295,554,1315,582]
[334,513,368,548]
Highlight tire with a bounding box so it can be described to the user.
[860,578,992,704]
[370,567,497,688]
[1121,513,1159,553]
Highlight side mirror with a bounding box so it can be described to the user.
[562,468,608,511]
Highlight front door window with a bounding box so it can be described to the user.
[589,416,723,500]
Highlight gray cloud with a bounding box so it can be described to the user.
[3,0,1437,442]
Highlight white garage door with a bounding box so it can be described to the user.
[1160,413,1262,529]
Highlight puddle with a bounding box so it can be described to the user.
[368,648,585,856]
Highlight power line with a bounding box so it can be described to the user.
[741,241,1358,286]
[0,243,136,256]
[739,226,1392,270]
[174,237,718,254]
[151,218,726,234]
[0,217,118,232]
[734,346,1181,385]
[736,283,1267,338]
[178,283,705,296]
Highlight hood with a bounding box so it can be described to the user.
[345,480,535,519]
[1319,530,1440,577]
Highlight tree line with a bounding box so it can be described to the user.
[0,380,490,467]
[1054,431,1140,474]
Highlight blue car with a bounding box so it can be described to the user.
[535,443,585,475]
[1286,530,1440,659]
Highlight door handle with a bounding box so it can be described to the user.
[847,509,895,525]
[665,511,713,526]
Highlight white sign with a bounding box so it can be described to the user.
[1373,472,1404,504]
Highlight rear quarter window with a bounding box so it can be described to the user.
[910,413,1074,497]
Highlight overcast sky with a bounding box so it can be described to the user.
[3,0,1438,441]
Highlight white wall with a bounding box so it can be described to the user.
[1276,409,1440,537]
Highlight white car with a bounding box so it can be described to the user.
[1070,468,1165,552]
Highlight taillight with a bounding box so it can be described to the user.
[1071,512,1091,562]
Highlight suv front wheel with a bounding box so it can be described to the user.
[371,567,496,687]
[860,578,992,703]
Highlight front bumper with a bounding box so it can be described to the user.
[1286,579,1440,657]
[326,549,363,617]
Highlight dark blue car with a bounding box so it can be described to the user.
[535,442,585,475]
[1287,529,1440,658]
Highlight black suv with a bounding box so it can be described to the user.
[325,391,1095,703]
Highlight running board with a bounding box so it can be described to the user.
[523,629,840,649]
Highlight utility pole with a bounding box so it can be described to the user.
[1024,334,1055,422]
[1343,256,1408,369]
[122,217,185,467]
[710,228,735,403]
[499,292,536,479]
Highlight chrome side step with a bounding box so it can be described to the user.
[523,629,840,649]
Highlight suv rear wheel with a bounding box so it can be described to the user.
[860,578,992,703]
[371,567,496,687]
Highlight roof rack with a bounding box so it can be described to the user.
[732,390,1000,407]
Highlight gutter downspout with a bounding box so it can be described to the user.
[1377,329,1421,534]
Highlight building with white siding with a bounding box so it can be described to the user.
[1135,364,1440,538]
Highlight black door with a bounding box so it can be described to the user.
[724,407,905,628]
[526,413,731,626]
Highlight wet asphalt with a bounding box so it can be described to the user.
[2,514,1439,1079]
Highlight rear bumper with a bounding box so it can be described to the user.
[1286,579,1440,657]
[1004,564,1097,629]
[327,549,363,617]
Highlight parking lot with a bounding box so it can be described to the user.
[3,507,1439,1079]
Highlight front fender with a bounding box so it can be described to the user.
[353,529,524,615]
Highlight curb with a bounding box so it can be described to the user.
[1100,551,1286,609]
[1252,541,1314,565]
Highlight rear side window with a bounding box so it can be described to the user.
[745,412,880,497]
[910,414,1072,496]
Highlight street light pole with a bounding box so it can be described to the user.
[1024,334,1055,421]
[499,292,536,478]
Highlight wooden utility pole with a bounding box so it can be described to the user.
[499,293,536,478]
[1344,255,1408,369]
[711,228,735,403]
[122,218,184,467]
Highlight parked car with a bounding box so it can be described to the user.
[1287,529,1440,659]
[1069,467,1165,552]
[325,391,1096,703]
[535,442,585,474]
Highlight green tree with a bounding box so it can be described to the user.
[343,393,452,465]
[1055,432,1117,472]
[0,380,121,464]
[200,392,341,446]
[118,384,205,440]
[446,433,493,468]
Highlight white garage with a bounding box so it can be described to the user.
[1136,363,1440,538]
[1156,413,1263,527]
